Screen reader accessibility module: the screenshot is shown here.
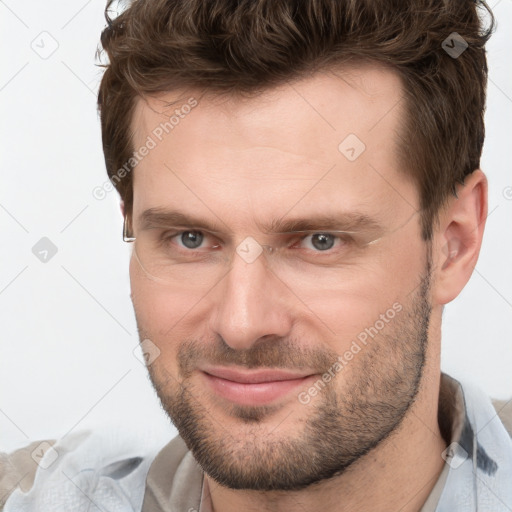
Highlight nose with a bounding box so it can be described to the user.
[209,249,293,351]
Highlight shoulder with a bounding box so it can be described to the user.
[0,438,57,509]
[0,429,170,512]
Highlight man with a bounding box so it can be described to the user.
[2,0,511,511]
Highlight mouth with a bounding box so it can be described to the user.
[199,366,318,406]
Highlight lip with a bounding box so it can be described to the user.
[200,366,317,406]
[200,366,314,383]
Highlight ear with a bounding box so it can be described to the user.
[432,169,488,305]
[120,201,125,218]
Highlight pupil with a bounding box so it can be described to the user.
[182,231,203,249]
[312,233,334,251]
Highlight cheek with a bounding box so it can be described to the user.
[129,256,209,345]
[130,256,177,343]
[130,277,182,377]
[307,291,392,352]
[308,246,422,348]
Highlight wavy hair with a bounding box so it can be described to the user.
[97,0,495,240]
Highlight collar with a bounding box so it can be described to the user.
[431,374,512,511]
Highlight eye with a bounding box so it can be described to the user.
[178,230,204,249]
[161,230,221,253]
[298,233,346,252]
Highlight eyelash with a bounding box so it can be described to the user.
[159,230,352,255]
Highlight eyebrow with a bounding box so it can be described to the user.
[138,208,384,234]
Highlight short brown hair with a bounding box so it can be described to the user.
[97,0,494,240]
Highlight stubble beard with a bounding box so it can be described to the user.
[141,260,432,491]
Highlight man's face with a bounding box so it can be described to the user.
[129,64,433,490]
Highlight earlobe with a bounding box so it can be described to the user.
[433,169,488,305]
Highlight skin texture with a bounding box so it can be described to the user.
[128,64,488,511]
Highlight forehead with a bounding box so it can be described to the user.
[129,63,418,230]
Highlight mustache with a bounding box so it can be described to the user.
[176,336,340,378]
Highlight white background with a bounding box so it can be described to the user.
[1,1,511,452]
